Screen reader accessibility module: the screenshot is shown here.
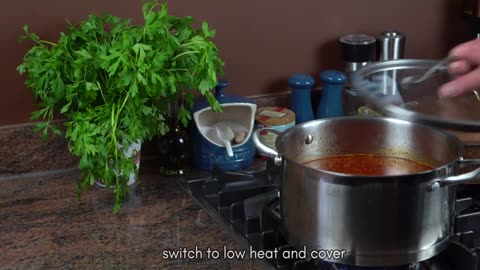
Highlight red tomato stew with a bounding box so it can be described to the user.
[303,154,434,176]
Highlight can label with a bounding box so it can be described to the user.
[258,122,295,151]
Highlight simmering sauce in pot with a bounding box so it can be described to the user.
[303,154,434,176]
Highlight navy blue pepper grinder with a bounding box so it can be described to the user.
[288,74,315,124]
[316,70,347,119]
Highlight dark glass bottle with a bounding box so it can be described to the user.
[155,102,191,175]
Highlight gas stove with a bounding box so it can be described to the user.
[178,159,480,270]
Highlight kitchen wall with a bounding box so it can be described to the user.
[1,0,470,126]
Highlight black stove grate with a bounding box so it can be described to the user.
[179,162,480,270]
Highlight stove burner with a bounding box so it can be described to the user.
[179,162,480,270]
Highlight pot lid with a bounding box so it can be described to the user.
[353,59,480,131]
[193,79,255,113]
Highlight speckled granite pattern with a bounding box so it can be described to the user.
[0,123,78,176]
[0,172,262,270]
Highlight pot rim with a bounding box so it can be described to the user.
[275,116,465,179]
[289,159,453,180]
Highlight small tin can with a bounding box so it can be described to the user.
[255,107,295,156]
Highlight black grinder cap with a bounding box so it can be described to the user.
[340,34,376,63]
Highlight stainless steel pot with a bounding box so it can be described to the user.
[253,116,480,267]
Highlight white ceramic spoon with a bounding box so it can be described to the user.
[216,125,234,157]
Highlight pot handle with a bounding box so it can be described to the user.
[427,159,480,191]
[252,127,283,166]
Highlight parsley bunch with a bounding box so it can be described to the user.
[17,0,223,213]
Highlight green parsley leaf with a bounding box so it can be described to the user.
[18,0,224,214]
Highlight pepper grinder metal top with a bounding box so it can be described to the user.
[377,31,406,96]
[377,31,405,61]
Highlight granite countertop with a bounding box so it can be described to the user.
[0,171,262,270]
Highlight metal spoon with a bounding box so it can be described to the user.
[400,56,456,86]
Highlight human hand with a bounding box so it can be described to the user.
[438,39,480,97]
